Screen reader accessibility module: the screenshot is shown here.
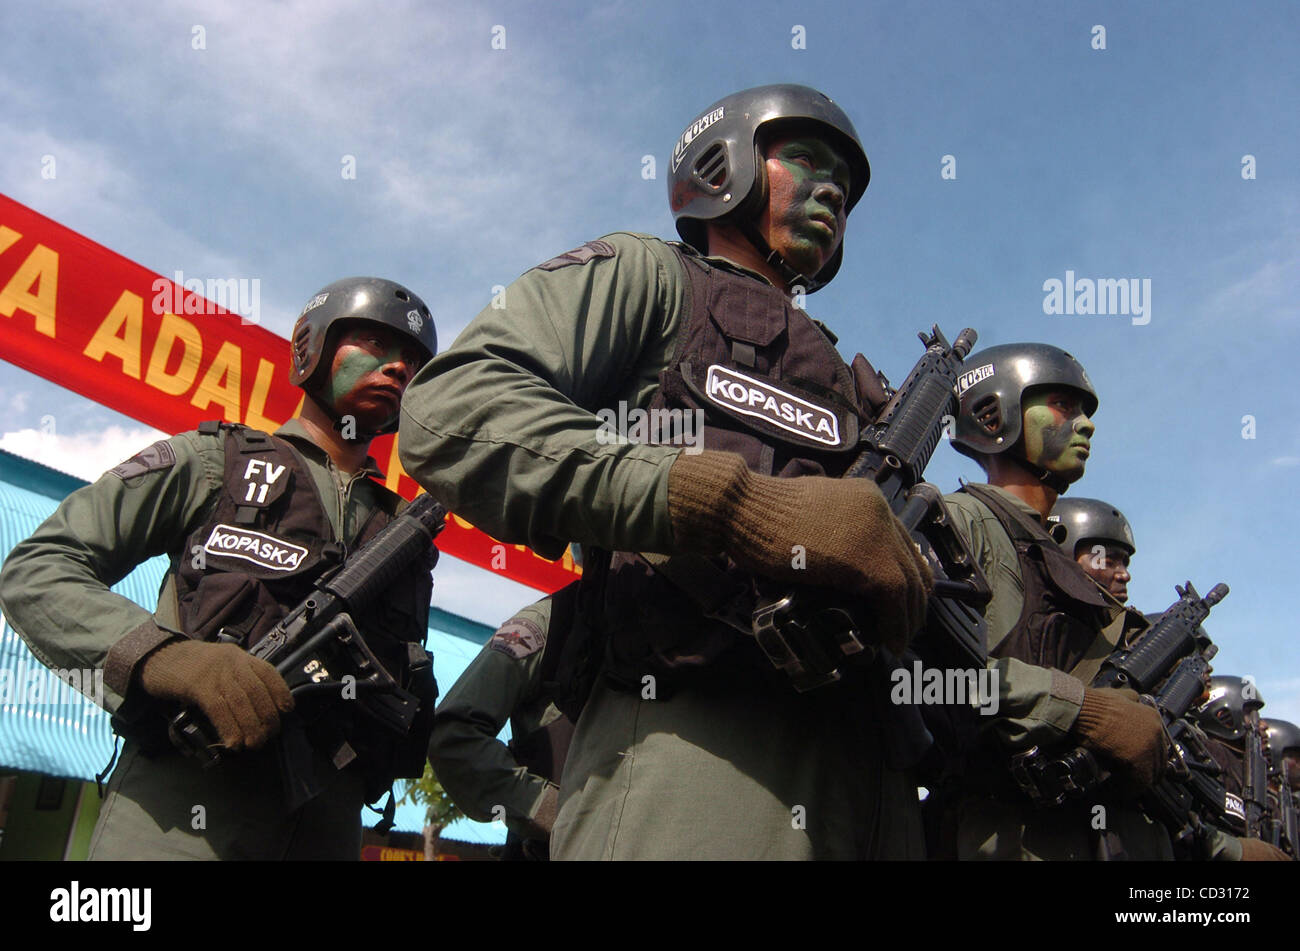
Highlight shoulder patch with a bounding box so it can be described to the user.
[534,239,617,272]
[110,440,177,480]
[487,616,546,659]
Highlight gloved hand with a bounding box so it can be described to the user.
[1238,838,1292,861]
[139,640,294,752]
[667,450,933,654]
[1074,687,1169,787]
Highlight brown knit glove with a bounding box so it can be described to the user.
[139,640,294,752]
[1074,687,1169,787]
[1238,838,1291,861]
[667,450,933,654]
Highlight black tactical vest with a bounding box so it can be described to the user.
[595,246,883,689]
[172,422,436,788]
[959,483,1114,674]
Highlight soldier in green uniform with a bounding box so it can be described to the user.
[1193,677,1291,859]
[1048,504,1288,860]
[428,591,574,860]
[399,84,933,859]
[0,277,439,860]
[936,343,1171,860]
[1265,719,1300,788]
[1048,497,1135,605]
[1263,718,1300,857]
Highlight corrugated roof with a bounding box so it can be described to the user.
[0,448,507,843]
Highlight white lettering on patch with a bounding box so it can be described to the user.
[1224,792,1246,822]
[704,364,841,446]
[671,107,725,173]
[203,524,308,572]
[956,363,995,397]
[299,292,328,316]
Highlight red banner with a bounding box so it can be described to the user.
[0,193,579,591]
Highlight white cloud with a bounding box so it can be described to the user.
[1200,215,1300,330]
[2,2,651,342]
[0,425,167,482]
[54,1,631,236]
[1272,456,1300,467]
[2,389,31,418]
[428,553,548,630]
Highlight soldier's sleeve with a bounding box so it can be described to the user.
[399,232,686,560]
[0,431,223,713]
[943,490,1085,751]
[429,599,557,831]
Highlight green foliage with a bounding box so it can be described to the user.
[399,762,464,830]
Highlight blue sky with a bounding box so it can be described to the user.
[1,1,1298,720]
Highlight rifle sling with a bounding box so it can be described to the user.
[641,551,747,616]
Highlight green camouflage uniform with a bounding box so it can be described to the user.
[0,419,396,859]
[400,232,924,859]
[428,597,561,848]
[941,484,1173,860]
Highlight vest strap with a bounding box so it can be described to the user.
[731,340,757,368]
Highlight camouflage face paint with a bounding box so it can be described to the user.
[760,136,850,279]
[328,346,390,407]
[1021,390,1093,481]
[326,326,410,430]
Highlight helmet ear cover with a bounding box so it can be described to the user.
[692,139,732,196]
[969,393,1003,438]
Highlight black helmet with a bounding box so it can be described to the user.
[668,83,870,292]
[1264,719,1300,759]
[289,277,436,436]
[1047,497,1136,558]
[1195,676,1265,742]
[952,343,1097,458]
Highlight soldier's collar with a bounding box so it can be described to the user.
[673,240,779,289]
[274,418,386,480]
[963,481,1046,524]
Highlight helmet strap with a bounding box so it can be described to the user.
[735,218,826,294]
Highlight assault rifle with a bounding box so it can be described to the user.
[1266,776,1298,857]
[722,326,990,696]
[1092,581,1228,693]
[1242,691,1269,840]
[1009,581,1247,851]
[169,493,447,766]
